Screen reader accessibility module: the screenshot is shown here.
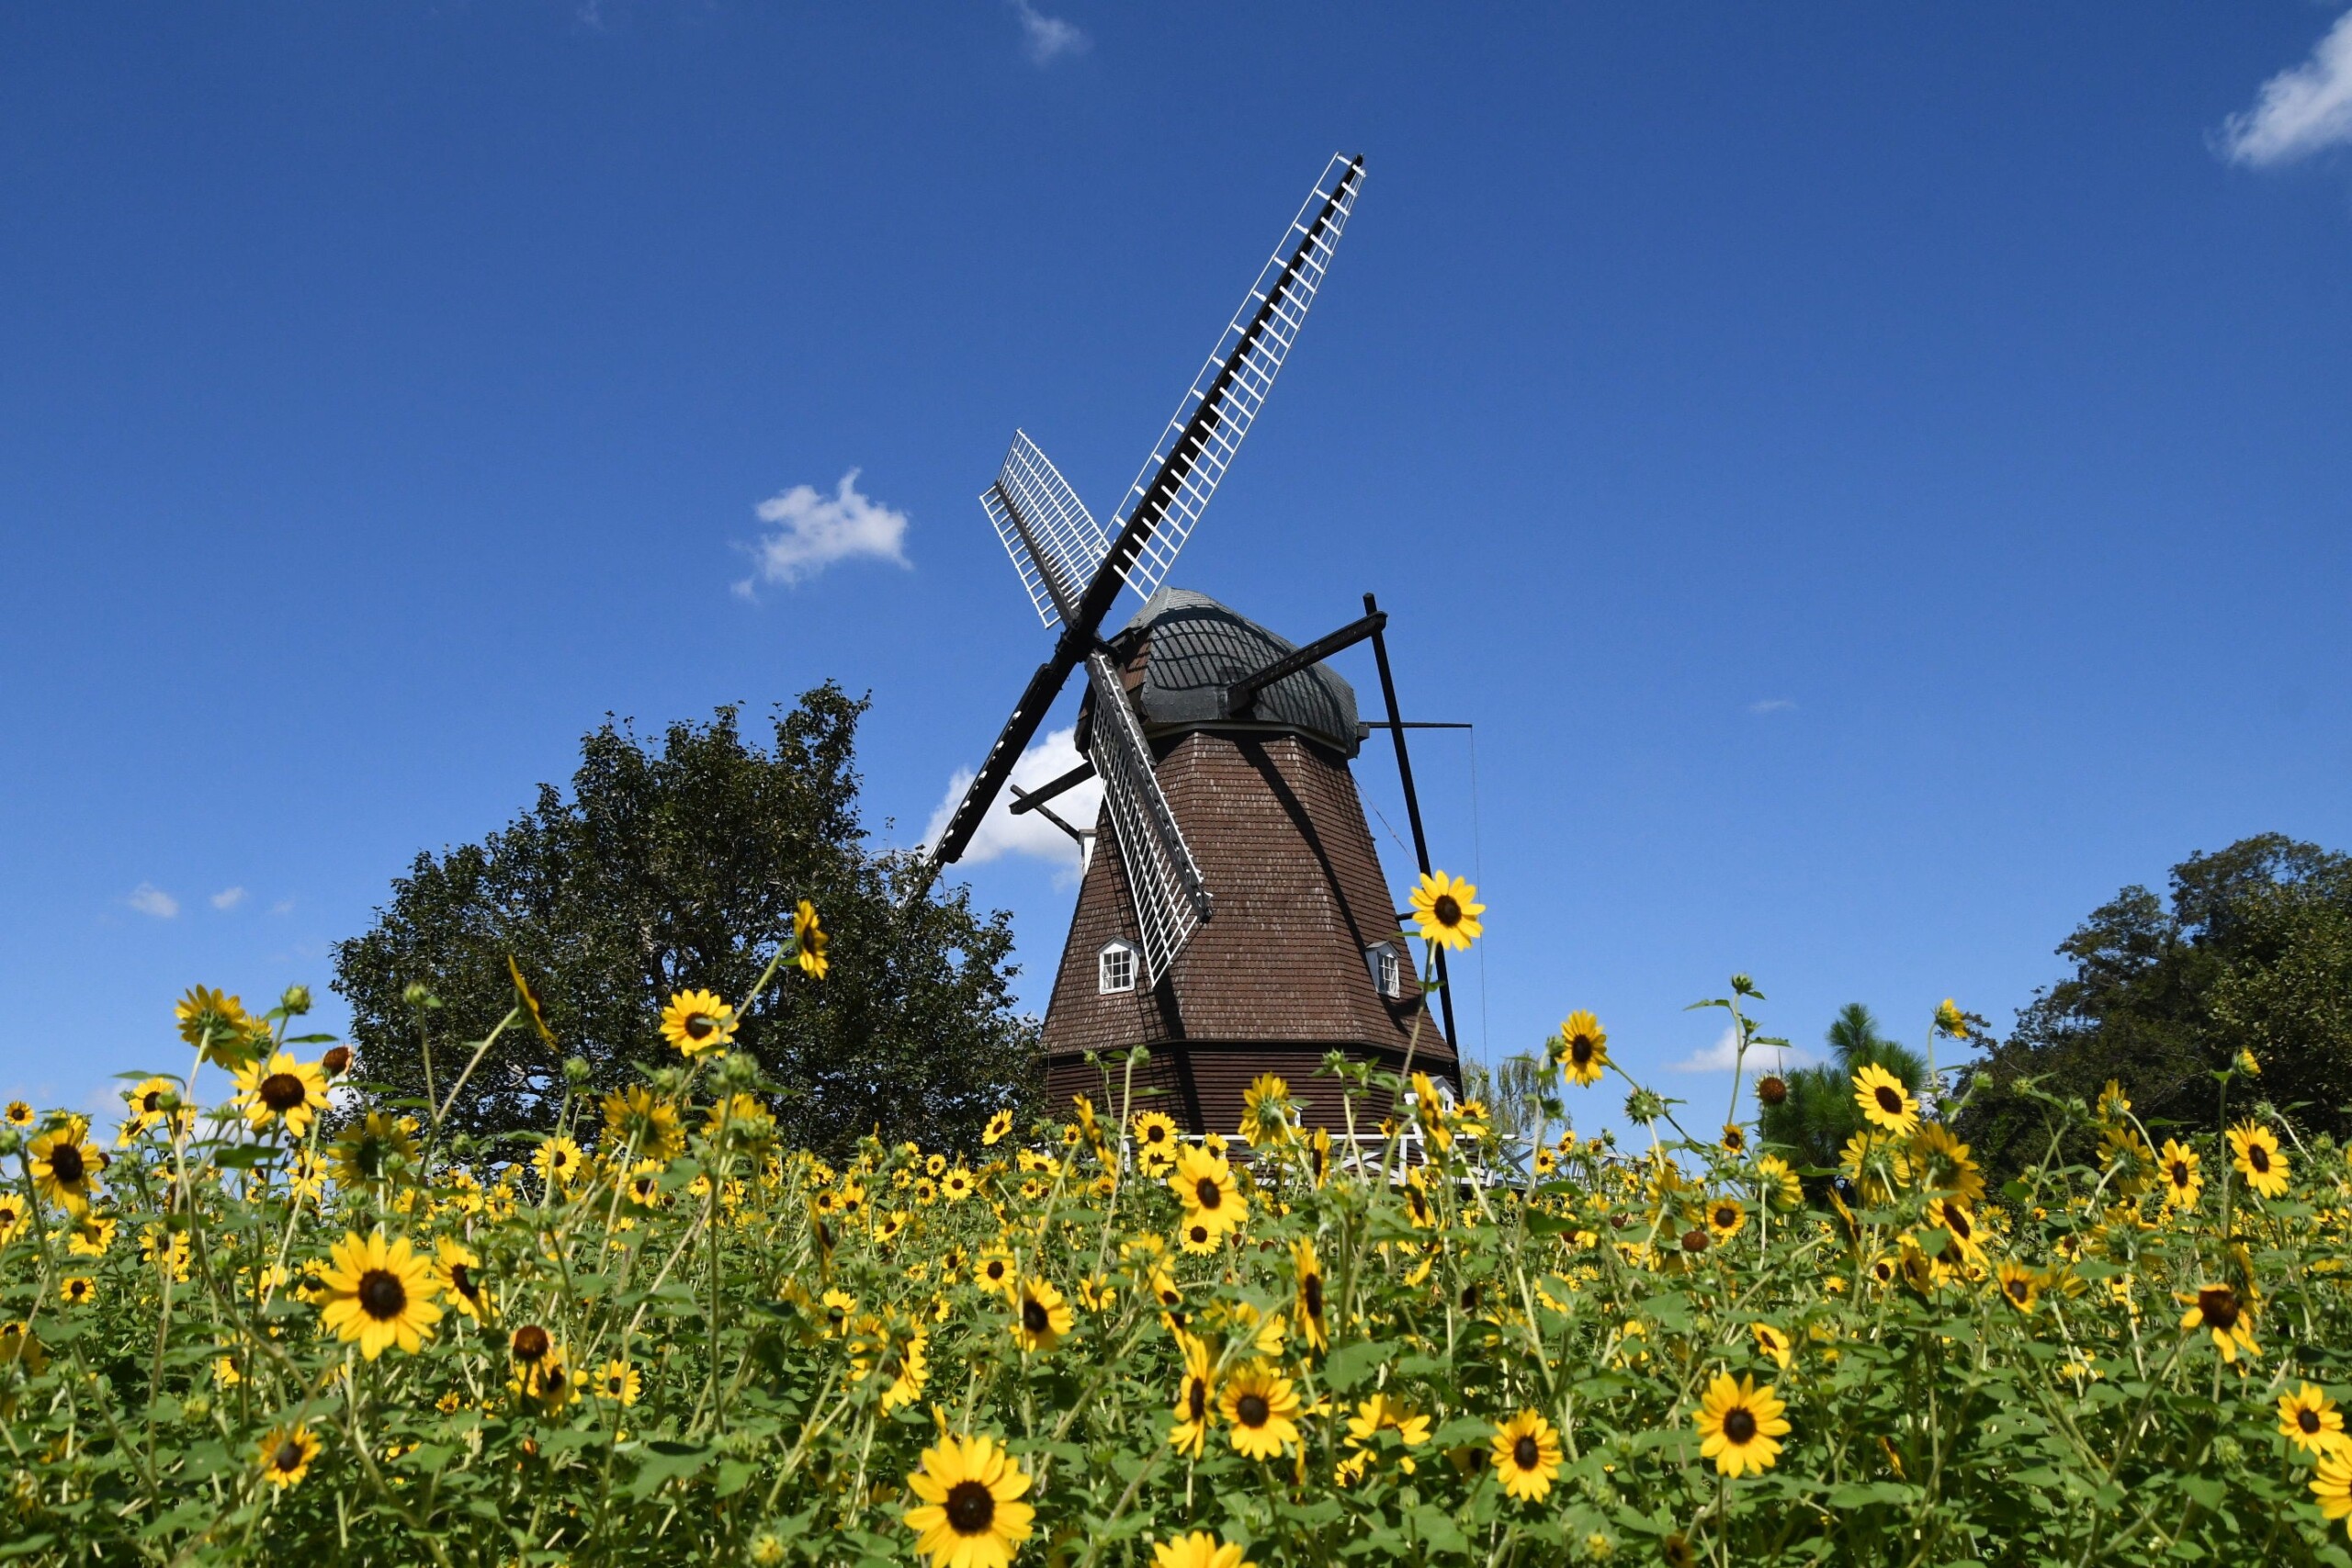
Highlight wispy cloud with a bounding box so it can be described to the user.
[922,727,1102,879]
[271,897,296,916]
[734,469,911,596]
[1672,1024,1819,1075]
[1747,698,1795,716]
[126,884,179,919]
[1010,0,1087,66]
[210,886,247,911]
[2221,9,2352,167]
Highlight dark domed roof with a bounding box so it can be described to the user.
[1110,588,1361,757]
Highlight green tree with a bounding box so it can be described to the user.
[1758,1003,1928,1193]
[332,688,1040,1155]
[1952,833,2352,1182]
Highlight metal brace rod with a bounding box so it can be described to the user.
[1007,760,1097,816]
[1009,784,1094,850]
[1222,610,1387,717]
[1363,591,1459,1066]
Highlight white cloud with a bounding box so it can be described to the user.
[1747,698,1795,716]
[1672,1024,1819,1075]
[271,897,296,916]
[126,884,179,919]
[2221,10,2352,167]
[734,469,911,595]
[1011,0,1087,65]
[210,886,247,911]
[923,726,1102,877]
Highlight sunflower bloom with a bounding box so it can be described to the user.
[1220,1361,1302,1461]
[1152,1534,1256,1568]
[794,899,830,979]
[2178,1283,2259,1363]
[1552,1010,1610,1087]
[257,1425,321,1489]
[532,1136,586,1189]
[660,988,738,1057]
[1706,1197,1747,1242]
[903,1432,1034,1568]
[1009,1277,1073,1354]
[1851,1065,1918,1137]
[2157,1139,2201,1210]
[434,1239,489,1321]
[1170,1331,1217,1456]
[1693,1371,1790,1478]
[1239,1074,1294,1148]
[1170,1145,1246,1237]
[2314,1449,2352,1536]
[1490,1409,1563,1502]
[2280,1383,2346,1456]
[983,1109,1013,1146]
[317,1230,441,1359]
[1408,870,1484,952]
[28,1119,103,1215]
[329,1112,419,1188]
[1751,1322,1792,1370]
[232,1052,330,1139]
[1131,1111,1179,1172]
[1995,1260,2041,1314]
[2227,1121,2290,1201]
[1292,1237,1329,1353]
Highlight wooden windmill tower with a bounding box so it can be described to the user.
[917,154,1460,1135]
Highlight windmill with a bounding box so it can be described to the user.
[917,153,1460,1135]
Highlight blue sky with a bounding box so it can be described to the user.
[5,4,2350,1134]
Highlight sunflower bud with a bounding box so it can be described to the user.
[321,1046,352,1077]
[279,985,312,1016]
[1756,1075,1788,1107]
[562,1057,592,1089]
[1680,1228,1710,1253]
[401,982,437,1010]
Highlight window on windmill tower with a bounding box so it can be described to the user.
[1098,941,1138,995]
[1364,942,1403,1000]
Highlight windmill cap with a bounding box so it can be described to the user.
[1110,587,1362,757]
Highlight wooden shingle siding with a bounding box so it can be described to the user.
[1040,728,1459,1137]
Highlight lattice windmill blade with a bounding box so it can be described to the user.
[1085,153,1366,620]
[981,431,1111,631]
[1083,649,1211,984]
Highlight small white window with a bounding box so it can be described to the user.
[1098,941,1137,994]
[1365,942,1402,1000]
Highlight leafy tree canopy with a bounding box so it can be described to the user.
[332,687,1040,1156]
[1953,832,2352,1180]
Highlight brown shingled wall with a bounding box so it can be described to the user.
[1039,729,1457,1136]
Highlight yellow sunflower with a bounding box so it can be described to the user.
[118,1077,184,1143]
[2227,1121,2289,1201]
[1009,1277,1072,1353]
[2313,1448,2352,1536]
[434,1239,489,1321]
[1220,1361,1302,1461]
[1170,1145,1246,1237]
[603,1086,685,1161]
[532,1136,586,1189]
[1152,1534,1256,1568]
[1909,1122,1985,1203]
[0,1193,24,1242]
[329,1111,419,1187]
[1238,1073,1293,1148]
[317,1230,441,1359]
[1851,1064,1919,1137]
[623,1158,666,1208]
[1706,1197,1747,1242]
[256,1425,321,1489]
[505,954,556,1044]
[942,1167,976,1203]
[903,1432,1034,1568]
[1995,1260,2041,1314]
[1408,870,1484,952]
[2177,1283,2259,1363]
[975,1249,1017,1297]
[1292,1237,1329,1352]
[1346,1392,1431,1461]
[2157,1139,2202,1210]
[1756,1155,1803,1212]
[3,1100,31,1128]
[1169,1331,1218,1456]
[1926,1197,1986,1268]
[232,1052,330,1139]
[175,985,258,1067]
[659,988,738,1057]
[594,1359,642,1406]
[1131,1111,1179,1172]
[1552,1010,1610,1088]
[1490,1409,1563,1503]
[59,1275,95,1307]
[1178,1216,1221,1256]
[2279,1383,2346,1456]
[28,1119,103,1215]
[1751,1322,1792,1370]
[983,1109,1014,1146]
[1693,1371,1790,1478]
[850,1318,928,1412]
[793,899,830,980]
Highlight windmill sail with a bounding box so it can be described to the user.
[982,432,1108,631]
[1084,650,1211,983]
[1100,153,1365,608]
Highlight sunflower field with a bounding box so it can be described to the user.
[8,894,2352,1567]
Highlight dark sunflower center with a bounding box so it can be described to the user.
[1433,895,1461,924]
[260,1073,307,1112]
[273,1440,305,1473]
[1304,1275,1324,1317]
[449,1263,477,1298]
[356,1269,407,1320]
[1724,1407,1758,1444]
[1146,1126,1166,1145]
[1513,1434,1541,1470]
[142,1091,164,1112]
[2250,1145,2271,1173]
[2302,1409,2323,1434]
[1948,1207,1973,1240]
[1571,1038,1593,1066]
[2171,1162,2190,1185]
[513,1325,550,1362]
[49,1144,85,1183]
[2199,1288,2239,1329]
[352,1140,386,1176]
[1875,1087,1903,1114]
[2007,1278,2029,1303]
[1724,1130,1744,1151]
[944,1478,995,1535]
[685,1013,716,1040]
[1188,1381,1207,1421]
[1023,1298,1049,1335]
[1194,1178,1222,1211]
[1236,1393,1270,1427]
[1715,1207,1736,1228]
